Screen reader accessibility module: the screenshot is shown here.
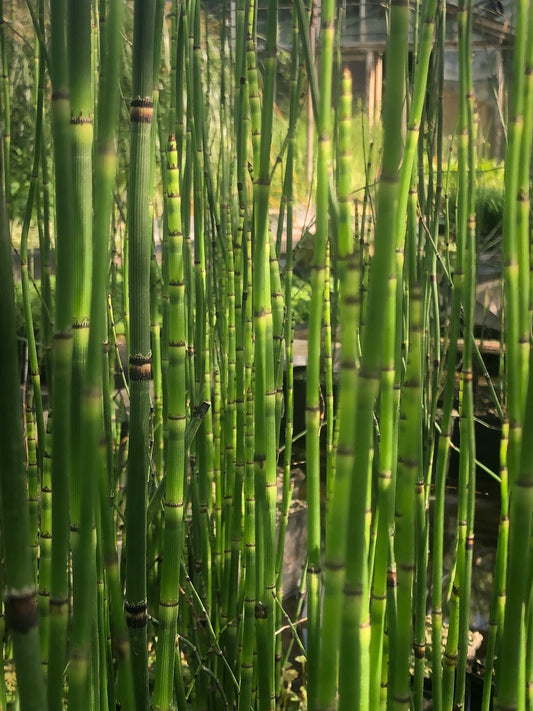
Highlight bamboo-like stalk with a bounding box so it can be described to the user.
[124,1,157,706]
[495,0,532,706]
[0,131,46,710]
[187,11,217,655]
[502,0,529,495]
[153,134,187,710]
[0,0,9,217]
[65,0,96,703]
[496,355,533,711]
[47,0,75,704]
[37,0,53,395]
[237,213,257,711]
[234,8,256,707]
[481,420,508,711]
[19,12,46,490]
[305,0,334,706]
[68,0,94,550]
[69,0,127,705]
[431,194,461,711]
[39,410,52,667]
[26,396,39,578]
[453,0,477,705]
[149,0,166,487]
[275,7,299,660]
[390,285,423,711]
[246,0,278,708]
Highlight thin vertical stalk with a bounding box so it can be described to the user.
[275,3,299,629]
[305,0,334,706]
[495,0,531,706]
[19,15,46,485]
[368,77,397,711]
[0,0,9,216]
[453,0,476,705]
[238,220,257,711]
[26,396,39,578]
[481,421,508,711]
[391,285,423,711]
[125,1,156,707]
[247,0,278,708]
[39,410,53,667]
[431,168,460,711]
[0,133,46,710]
[153,135,187,710]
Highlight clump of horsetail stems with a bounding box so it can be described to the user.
[3,2,533,710]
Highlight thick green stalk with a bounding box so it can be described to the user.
[125,1,156,707]
[68,0,94,546]
[496,351,533,711]
[48,1,75,705]
[69,0,125,704]
[495,0,532,707]
[247,0,278,709]
[502,0,528,495]
[153,135,187,710]
[65,0,96,703]
[0,134,46,711]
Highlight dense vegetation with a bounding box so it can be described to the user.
[0,1,531,710]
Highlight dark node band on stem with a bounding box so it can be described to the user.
[129,353,152,381]
[130,98,154,123]
[5,588,38,633]
[413,642,426,659]
[49,597,69,615]
[125,599,148,628]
